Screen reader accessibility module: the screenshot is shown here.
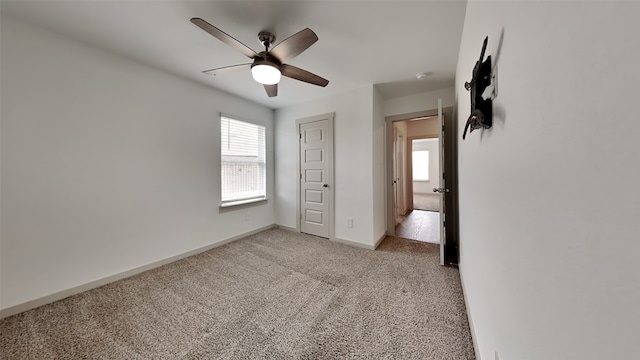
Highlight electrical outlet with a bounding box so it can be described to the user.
[244,212,250,221]
[346,218,353,228]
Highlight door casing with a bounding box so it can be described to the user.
[406,134,439,211]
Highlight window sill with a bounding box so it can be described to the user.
[219,197,268,210]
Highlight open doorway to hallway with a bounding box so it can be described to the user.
[393,120,441,244]
[386,103,458,265]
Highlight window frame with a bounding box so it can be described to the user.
[219,113,268,208]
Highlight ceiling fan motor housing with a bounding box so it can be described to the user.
[252,52,282,70]
[258,31,276,50]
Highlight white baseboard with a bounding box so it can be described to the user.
[0,224,276,319]
[275,224,297,232]
[459,266,481,360]
[373,232,387,249]
[277,224,381,251]
[330,236,376,250]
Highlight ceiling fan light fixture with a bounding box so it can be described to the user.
[251,64,281,85]
[191,18,328,96]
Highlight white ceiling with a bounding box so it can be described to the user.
[1,1,467,110]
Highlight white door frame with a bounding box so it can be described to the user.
[437,99,445,265]
[406,134,439,211]
[398,133,405,217]
[296,112,335,239]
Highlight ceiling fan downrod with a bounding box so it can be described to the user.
[258,31,275,51]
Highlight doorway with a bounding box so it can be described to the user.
[411,138,440,213]
[393,122,441,244]
[385,105,459,265]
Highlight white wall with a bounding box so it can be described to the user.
[384,86,454,117]
[275,86,378,247]
[1,16,275,310]
[456,2,640,359]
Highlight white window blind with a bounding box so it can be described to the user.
[221,115,266,204]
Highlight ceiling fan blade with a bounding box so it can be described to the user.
[269,28,318,63]
[264,84,278,97]
[191,18,257,59]
[203,63,251,76]
[281,64,329,87]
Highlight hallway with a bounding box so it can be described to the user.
[395,210,440,244]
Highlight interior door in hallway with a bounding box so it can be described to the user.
[394,130,405,225]
[298,114,334,238]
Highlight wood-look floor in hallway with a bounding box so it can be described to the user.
[396,209,440,244]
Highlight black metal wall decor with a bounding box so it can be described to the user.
[463,36,492,140]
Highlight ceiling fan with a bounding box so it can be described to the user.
[191,18,329,98]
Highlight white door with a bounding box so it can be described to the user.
[396,134,405,219]
[299,116,333,238]
[437,99,446,265]
[393,128,404,225]
[393,128,399,225]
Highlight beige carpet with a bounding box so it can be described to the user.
[0,228,475,359]
[413,193,440,212]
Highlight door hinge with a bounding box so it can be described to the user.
[299,133,302,139]
[300,173,302,179]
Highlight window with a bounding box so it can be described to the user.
[412,150,429,181]
[220,115,266,206]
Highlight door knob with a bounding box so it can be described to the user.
[323,184,328,188]
[433,188,449,193]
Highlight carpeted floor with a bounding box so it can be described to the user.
[413,193,440,212]
[0,228,475,359]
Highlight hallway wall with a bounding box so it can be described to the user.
[456,1,640,359]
